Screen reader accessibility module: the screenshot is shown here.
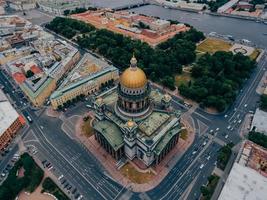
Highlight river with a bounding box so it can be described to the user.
[88,0,143,9]
[128,5,267,48]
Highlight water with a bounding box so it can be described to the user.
[88,0,143,9]
[129,5,267,48]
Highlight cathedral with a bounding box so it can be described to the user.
[92,55,182,167]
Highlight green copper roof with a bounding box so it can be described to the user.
[20,77,53,99]
[50,66,117,99]
[154,126,181,156]
[93,120,124,151]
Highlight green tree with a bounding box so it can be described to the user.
[248,131,267,148]
[25,70,34,78]
[260,95,267,111]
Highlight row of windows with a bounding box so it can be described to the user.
[122,88,145,95]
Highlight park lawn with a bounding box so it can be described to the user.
[180,128,188,140]
[0,153,44,200]
[175,72,192,87]
[197,38,232,54]
[249,49,261,61]
[120,163,155,184]
[81,118,94,137]
[196,50,206,60]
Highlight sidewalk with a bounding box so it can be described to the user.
[74,112,195,192]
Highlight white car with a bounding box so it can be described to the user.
[238,120,242,124]
[216,128,220,131]
[210,130,214,133]
[78,195,83,200]
[227,125,231,130]
[199,164,204,169]
[58,175,64,180]
[224,115,228,118]
[225,135,229,139]
[244,104,248,108]
[206,156,211,160]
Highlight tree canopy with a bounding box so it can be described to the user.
[0,153,44,200]
[260,94,267,111]
[46,17,205,90]
[217,143,233,170]
[248,131,267,148]
[179,51,255,111]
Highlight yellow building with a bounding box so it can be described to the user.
[50,53,119,109]
[20,77,56,107]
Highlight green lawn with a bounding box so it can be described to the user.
[249,49,261,61]
[120,163,155,184]
[180,128,188,140]
[0,153,44,200]
[197,38,232,54]
[81,117,94,137]
[175,72,192,87]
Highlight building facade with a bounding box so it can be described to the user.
[50,53,119,109]
[92,56,182,167]
[0,89,24,150]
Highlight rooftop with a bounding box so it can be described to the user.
[237,140,267,177]
[51,53,118,99]
[218,140,267,200]
[251,108,267,135]
[93,120,124,151]
[94,88,180,150]
[71,10,189,46]
[0,89,19,136]
[218,163,267,200]
[139,112,170,137]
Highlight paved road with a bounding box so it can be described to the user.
[1,8,266,198]
[0,51,266,200]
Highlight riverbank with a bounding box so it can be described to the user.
[129,5,267,48]
[147,0,267,23]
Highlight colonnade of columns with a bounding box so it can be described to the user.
[95,131,124,160]
[155,134,179,165]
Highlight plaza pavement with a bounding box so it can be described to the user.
[69,110,196,192]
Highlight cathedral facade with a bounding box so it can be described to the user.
[92,55,182,167]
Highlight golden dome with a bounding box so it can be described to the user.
[120,55,147,89]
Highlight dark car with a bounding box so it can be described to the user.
[75,194,80,199]
[72,188,77,194]
[67,185,72,190]
[64,183,69,189]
